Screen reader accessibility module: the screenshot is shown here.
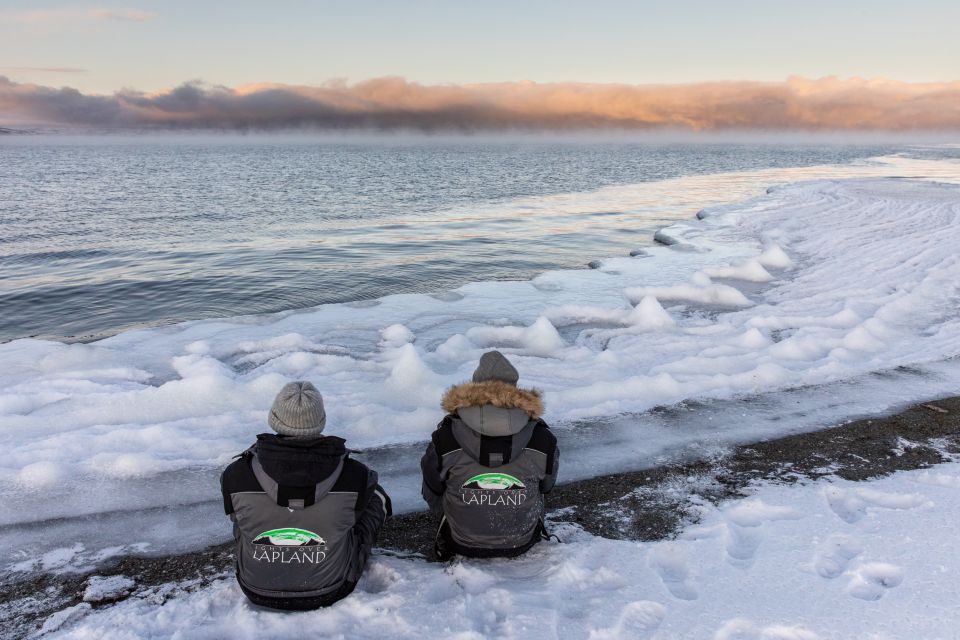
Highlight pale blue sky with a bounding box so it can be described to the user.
[1,0,958,93]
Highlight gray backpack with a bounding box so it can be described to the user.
[222,435,389,606]
[426,415,559,558]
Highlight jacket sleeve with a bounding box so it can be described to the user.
[353,469,391,557]
[420,440,446,513]
[220,470,233,515]
[220,459,246,515]
[220,449,260,516]
[539,425,560,494]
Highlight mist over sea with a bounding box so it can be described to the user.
[0,134,946,342]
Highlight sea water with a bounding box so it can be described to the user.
[0,135,903,342]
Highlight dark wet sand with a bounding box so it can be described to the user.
[5,397,960,638]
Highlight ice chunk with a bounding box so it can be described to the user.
[626,296,676,331]
[545,304,632,326]
[83,575,136,602]
[703,259,775,282]
[842,325,886,352]
[757,244,794,269]
[625,283,753,307]
[734,328,771,349]
[15,461,62,489]
[383,343,442,406]
[748,308,860,330]
[380,324,416,347]
[39,603,91,635]
[757,244,793,269]
[466,316,565,356]
[653,228,683,245]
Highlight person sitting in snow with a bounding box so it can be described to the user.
[221,381,391,610]
[421,351,559,560]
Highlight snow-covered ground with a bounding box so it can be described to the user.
[41,456,960,639]
[3,155,960,566]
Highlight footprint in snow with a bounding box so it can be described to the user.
[724,524,763,567]
[721,499,802,566]
[588,601,666,640]
[357,561,401,594]
[466,588,513,636]
[812,534,863,579]
[714,618,819,640]
[845,562,904,601]
[824,485,927,524]
[649,544,698,601]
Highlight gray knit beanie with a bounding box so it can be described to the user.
[472,350,519,385]
[268,381,326,437]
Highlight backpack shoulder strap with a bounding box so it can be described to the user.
[249,452,280,504]
[525,419,557,473]
[431,416,459,471]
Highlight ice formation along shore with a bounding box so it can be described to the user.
[1,164,960,534]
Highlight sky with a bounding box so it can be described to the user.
[1,1,959,130]
[2,0,959,92]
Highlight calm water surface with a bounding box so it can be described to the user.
[0,136,901,342]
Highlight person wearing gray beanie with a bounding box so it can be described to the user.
[220,380,391,610]
[421,351,560,560]
[471,350,520,385]
[268,381,327,437]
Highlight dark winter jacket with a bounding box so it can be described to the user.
[421,380,559,559]
[221,433,391,610]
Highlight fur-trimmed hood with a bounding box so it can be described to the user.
[441,381,543,419]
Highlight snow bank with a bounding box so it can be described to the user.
[43,460,960,639]
[2,156,960,556]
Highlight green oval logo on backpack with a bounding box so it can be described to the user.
[252,527,325,547]
[462,472,525,491]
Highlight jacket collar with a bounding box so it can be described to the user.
[441,380,543,418]
[252,433,346,486]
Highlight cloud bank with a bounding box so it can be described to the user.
[2,75,960,131]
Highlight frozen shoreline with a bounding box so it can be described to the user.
[3,159,960,568]
[4,156,960,637]
[5,395,959,639]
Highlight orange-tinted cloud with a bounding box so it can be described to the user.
[2,75,960,130]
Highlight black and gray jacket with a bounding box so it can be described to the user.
[421,380,559,558]
[220,434,391,610]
